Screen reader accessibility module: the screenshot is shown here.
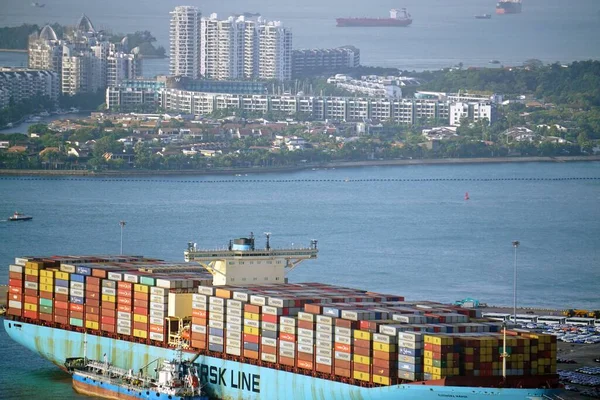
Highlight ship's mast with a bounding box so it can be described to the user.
[500,322,509,380]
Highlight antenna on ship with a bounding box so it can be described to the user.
[264,232,271,250]
[311,239,318,250]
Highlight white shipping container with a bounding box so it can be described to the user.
[398,340,422,350]
[316,348,332,358]
[211,313,224,322]
[261,305,280,315]
[149,332,164,341]
[298,336,314,346]
[192,302,208,311]
[209,320,224,329]
[316,356,332,366]
[150,295,168,304]
[249,295,266,306]
[226,330,241,340]
[226,338,241,348]
[316,324,332,334]
[14,258,28,266]
[117,311,131,320]
[261,322,277,331]
[232,291,249,302]
[373,333,396,344]
[117,326,131,335]
[334,326,351,336]
[117,319,131,328]
[279,341,295,351]
[261,337,277,347]
[149,309,165,319]
[101,287,116,296]
[107,272,122,281]
[191,324,206,334]
[197,286,215,296]
[280,325,296,334]
[398,332,424,342]
[150,317,163,326]
[335,335,351,345]
[261,353,277,363]
[316,332,333,341]
[150,302,166,311]
[70,282,84,290]
[70,288,84,297]
[209,297,224,306]
[192,294,208,303]
[209,335,224,345]
[227,307,242,317]
[316,315,333,325]
[155,280,176,290]
[297,312,314,322]
[280,317,296,326]
[334,351,351,361]
[209,304,225,313]
[55,286,69,295]
[297,328,315,338]
[279,349,295,358]
[8,300,22,309]
[316,339,333,348]
[226,322,242,332]
[226,346,242,356]
[123,273,139,283]
[244,319,260,328]
[226,299,242,309]
[226,315,242,325]
[9,265,23,273]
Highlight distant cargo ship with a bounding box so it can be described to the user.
[496,0,522,14]
[337,8,412,27]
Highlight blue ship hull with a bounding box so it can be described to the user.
[4,320,563,400]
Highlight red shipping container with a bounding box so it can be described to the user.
[8,278,23,288]
[54,315,68,324]
[261,314,278,324]
[54,308,68,317]
[24,288,38,296]
[354,346,371,357]
[353,338,370,349]
[298,320,314,330]
[117,289,132,298]
[335,359,351,369]
[55,300,68,310]
[86,276,100,286]
[69,311,84,319]
[118,281,133,290]
[25,275,38,283]
[244,304,260,314]
[279,356,295,367]
[243,333,259,344]
[372,366,392,376]
[101,308,116,318]
[373,358,396,368]
[23,310,38,319]
[102,301,116,309]
[55,293,68,302]
[192,310,208,318]
[101,316,115,325]
[133,299,147,308]
[316,363,332,375]
[8,293,22,302]
[70,303,84,312]
[86,306,99,314]
[133,306,147,315]
[150,325,164,334]
[262,345,277,355]
[133,292,148,301]
[133,321,148,331]
[9,286,22,294]
[280,333,295,342]
[334,343,351,353]
[39,313,53,323]
[117,304,132,313]
[353,363,371,374]
[335,319,359,329]
[86,313,99,322]
[24,295,37,304]
[9,271,22,280]
[39,291,53,299]
[87,299,100,307]
[86,284,100,293]
[101,324,115,333]
[7,308,22,317]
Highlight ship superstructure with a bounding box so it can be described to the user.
[496,0,522,14]
[3,234,564,399]
[336,8,412,27]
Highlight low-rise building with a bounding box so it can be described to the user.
[449,101,496,126]
[292,46,360,77]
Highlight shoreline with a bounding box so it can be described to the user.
[0,156,599,177]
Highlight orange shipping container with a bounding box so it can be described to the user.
[8,278,23,288]
[134,292,148,301]
[316,363,332,375]
[335,343,351,353]
[70,311,84,319]
[118,297,132,306]
[23,310,38,319]
[86,284,100,293]
[244,304,260,314]
[335,359,351,370]
[118,281,133,290]
[279,356,295,367]
[150,325,164,334]
[297,360,313,369]
[70,303,84,312]
[101,324,115,333]
[298,352,313,362]
[9,286,22,294]
[117,289,131,297]
[54,315,68,324]
[54,308,68,317]
[353,363,371,373]
[101,308,116,318]
[280,333,295,342]
[334,366,351,378]
[39,313,53,323]
[86,276,100,286]
[86,313,99,322]
[133,321,148,331]
[40,291,53,300]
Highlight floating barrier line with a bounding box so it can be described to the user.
[1,177,599,183]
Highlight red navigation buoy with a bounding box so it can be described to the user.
[465,192,470,200]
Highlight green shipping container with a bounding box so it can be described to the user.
[498,347,512,355]
[70,318,84,327]
[140,276,155,286]
[40,305,53,314]
[39,298,53,307]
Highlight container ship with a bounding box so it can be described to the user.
[3,234,563,399]
[337,8,412,27]
[496,0,522,14]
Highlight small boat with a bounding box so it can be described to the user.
[489,60,501,64]
[465,192,470,201]
[475,14,492,19]
[8,212,32,221]
[65,351,208,400]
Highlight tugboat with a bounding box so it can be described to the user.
[65,349,208,400]
[8,212,32,221]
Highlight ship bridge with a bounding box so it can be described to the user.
[184,233,318,286]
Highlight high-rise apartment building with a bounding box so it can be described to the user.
[258,21,292,82]
[0,68,60,109]
[169,6,202,79]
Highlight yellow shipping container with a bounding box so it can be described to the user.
[464,347,474,355]
[102,294,116,303]
[464,362,474,370]
[353,371,370,382]
[134,284,149,293]
[40,270,54,278]
[424,350,433,359]
[86,321,99,330]
[243,326,259,335]
[373,342,395,352]
[431,374,441,380]
[244,312,259,321]
[40,277,53,285]
[354,330,371,341]
[373,375,391,385]
[424,358,433,366]
[134,314,148,323]
[424,365,433,374]
[25,268,39,276]
[55,271,69,280]
[40,284,53,293]
[26,261,43,270]
[25,303,38,312]
[353,355,371,365]
[133,329,148,339]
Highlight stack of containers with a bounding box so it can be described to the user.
[278,316,296,367]
[423,334,459,380]
[333,318,355,378]
[371,332,397,386]
[460,336,497,377]
[191,290,210,350]
[149,285,169,342]
[116,279,134,336]
[38,269,54,323]
[24,262,41,320]
[315,314,334,374]
[396,331,424,381]
[7,264,24,317]
[225,297,243,357]
[100,274,117,333]
[296,311,316,370]
[133,283,149,339]
[352,328,372,383]
[68,272,85,328]
[53,270,70,325]
[208,291,226,353]
[82,272,100,331]
[243,295,263,360]
[260,302,280,364]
